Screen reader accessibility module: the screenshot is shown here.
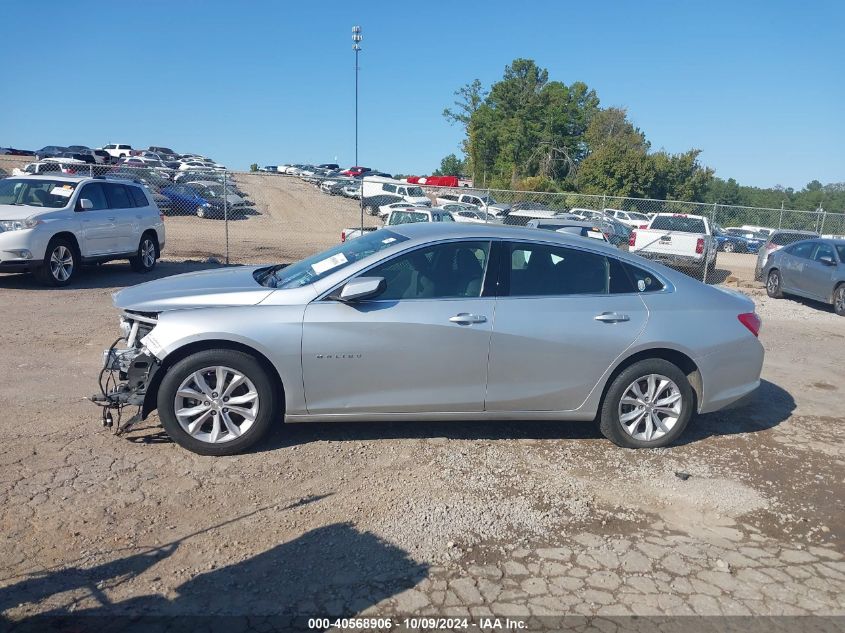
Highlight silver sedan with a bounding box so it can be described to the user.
[96,223,764,455]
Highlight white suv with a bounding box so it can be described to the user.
[0,175,165,286]
[100,143,133,159]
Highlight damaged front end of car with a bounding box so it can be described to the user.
[89,310,161,434]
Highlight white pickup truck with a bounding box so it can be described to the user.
[629,213,717,274]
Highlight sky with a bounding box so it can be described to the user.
[2,1,843,190]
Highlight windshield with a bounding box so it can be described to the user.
[0,178,77,208]
[650,216,706,233]
[256,229,409,289]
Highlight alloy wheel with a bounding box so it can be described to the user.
[174,366,259,444]
[141,239,156,268]
[50,245,74,282]
[618,374,683,442]
[767,271,780,295]
[835,286,845,314]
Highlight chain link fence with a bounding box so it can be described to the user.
[5,160,842,284]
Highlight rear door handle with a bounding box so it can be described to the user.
[107,217,116,221]
[449,313,487,325]
[595,312,630,323]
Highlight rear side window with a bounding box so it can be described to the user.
[505,242,609,296]
[77,183,108,210]
[103,183,133,209]
[621,261,664,292]
[772,232,814,246]
[383,184,396,193]
[128,186,149,207]
[788,242,815,259]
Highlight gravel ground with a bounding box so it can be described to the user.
[0,176,843,628]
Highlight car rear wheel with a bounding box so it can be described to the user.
[36,238,78,286]
[766,269,783,298]
[158,349,280,456]
[129,234,158,273]
[599,359,693,449]
[834,284,845,317]
[723,241,735,253]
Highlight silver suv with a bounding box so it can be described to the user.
[0,175,165,286]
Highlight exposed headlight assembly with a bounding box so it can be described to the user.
[0,217,41,232]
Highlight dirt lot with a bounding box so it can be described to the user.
[0,176,843,628]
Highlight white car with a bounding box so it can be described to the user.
[435,192,509,217]
[377,201,428,220]
[607,208,650,229]
[441,203,494,224]
[0,175,165,286]
[12,160,83,177]
[100,144,133,159]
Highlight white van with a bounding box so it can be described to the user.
[361,177,431,215]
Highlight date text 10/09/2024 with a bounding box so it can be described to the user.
[307,617,528,630]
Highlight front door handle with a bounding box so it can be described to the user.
[594,312,630,323]
[449,313,487,325]
[107,216,116,221]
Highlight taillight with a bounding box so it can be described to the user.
[766,243,777,252]
[639,224,648,229]
[341,230,347,242]
[629,230,636,247]
[738,312,761,337]
[695,238,704,254]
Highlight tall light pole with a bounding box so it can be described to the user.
[352,26,362,168]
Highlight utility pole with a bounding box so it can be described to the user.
[352,26,362,167]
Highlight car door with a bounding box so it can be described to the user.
[74,182,119,256]
[485,240,649,412]
[804,243,838,299]
[102,182,137,252]
[779,241,814,292]
[302,240,494,414]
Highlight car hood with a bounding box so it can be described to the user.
[113,266,274,312]
[0,203,60,221]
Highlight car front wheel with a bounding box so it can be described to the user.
[36,238,78,286]
[157,349,280,456]
[599,359,693,448]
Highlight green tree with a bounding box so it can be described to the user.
[432,153,466,176]
[249,163,259,172]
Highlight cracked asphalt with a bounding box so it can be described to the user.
[0,178,842,628]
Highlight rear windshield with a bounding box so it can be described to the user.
[256,229,409,289]
[772,232,816,246]
[0,178,77,208]
[650,216,706,233]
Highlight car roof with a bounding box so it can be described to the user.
[388,221,624,255]
[12,174,88,183]
[530,219,600,228]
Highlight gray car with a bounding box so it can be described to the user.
[93,223,764,456]
[755,229,819,281]
[763,238,845,315]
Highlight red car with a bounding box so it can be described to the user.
[340,166,371,177]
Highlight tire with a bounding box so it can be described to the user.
[35,237,78,286]
[599,359,694,449]
[129,233,158,273]
[723,241,735,253]
[833,284,845,317]
[157,349,281,456]
[766,269,783,299]
[196,206,207,219]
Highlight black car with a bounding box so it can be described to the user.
[35,145,68,160]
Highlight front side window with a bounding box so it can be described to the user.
[383,184,396,193]
[77,183,108,210]
[813,243,835,262]
[365,241,490,300]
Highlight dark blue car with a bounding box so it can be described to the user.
[714,226,766,253]
[161,184,222,219]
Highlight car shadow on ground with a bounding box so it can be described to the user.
[1,499,427,629]
[0,260,230,291]
[250,379,794,453]
[779,292,838,315]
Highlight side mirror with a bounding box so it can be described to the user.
[337,277,385,302]
[819,256,836,266]
[78,198,93,211]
